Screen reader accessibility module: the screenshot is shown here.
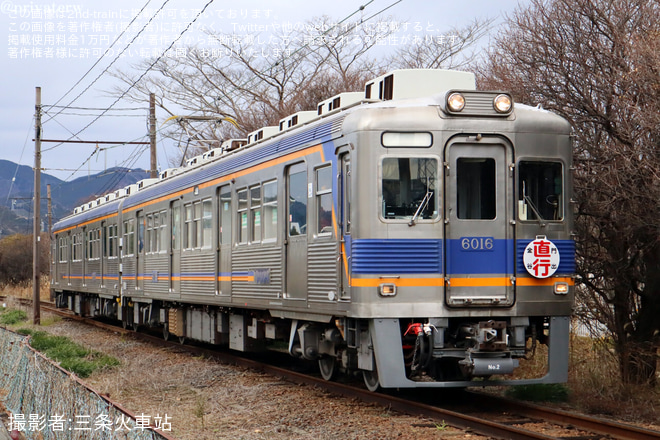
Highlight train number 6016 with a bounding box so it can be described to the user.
[460,237,494,251]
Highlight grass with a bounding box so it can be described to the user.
[505,383,570,402]
[17,329,120,378]
[0,309,28,325]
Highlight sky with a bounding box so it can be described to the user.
[0,0,527,183]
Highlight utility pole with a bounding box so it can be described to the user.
[149,93,157,178]
[33,87,41,325]
[47,184,52,236]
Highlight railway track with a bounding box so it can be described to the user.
[4,295,660,440]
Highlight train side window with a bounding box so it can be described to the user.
[108,224,118,257]
[202,199,213,249]
[262,180,277,241]
[250,185,262,243]
[159,210,168,252]
[238,189,248,244]
[456,158,496,220]
[519,161,563,221]
[316,166,333,235]
[58,236,68,263]
[288,165,307,236]
[123,219,135,256]
[219,186,231,245]
[72,232,82,261]
[382,157,438,220]
[184,202,202,250]
[146,213,155,253]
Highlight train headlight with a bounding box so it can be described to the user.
[447,93,465,112]
[379,283,397,297]
[554,282,569,295]
[493,94,512,113]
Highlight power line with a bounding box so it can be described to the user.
[43,0,156,122]
[46,0,215,163]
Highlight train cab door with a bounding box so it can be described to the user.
[444,137,515,307]
[339,152,351,300]
[285,162,308,301]
[169,201,181,295]
[136,210,145,292]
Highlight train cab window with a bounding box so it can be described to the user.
[381,157,438,221]
[519,161,563,221]
[456,158,496,220]
[316,166,333,235]
[262,181,277,241]
[219,187,231,245]
[238,189,248,244]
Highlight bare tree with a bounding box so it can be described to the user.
[387,17,494,70]
[480,0,660,386]
[111,16,391,164]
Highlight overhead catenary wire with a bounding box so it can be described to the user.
[42,0,157,124]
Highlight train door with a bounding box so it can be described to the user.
[170,201,181,295]
[136,210,145,292]
[444,137,515,306]
[285,162,308,301]
[339,152,351,300]
[217,185,232,297]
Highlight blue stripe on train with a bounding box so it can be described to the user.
[350,238,575,275]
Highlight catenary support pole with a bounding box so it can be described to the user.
[150,93,157,178]
[33,87,41,325]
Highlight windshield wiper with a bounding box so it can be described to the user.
[522,181,546,227]
[408,191,433,227]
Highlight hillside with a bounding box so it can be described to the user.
[0,160,149,228]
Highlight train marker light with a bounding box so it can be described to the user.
[554,282,569,295]
[493,94,512,113]
[379,283,397,297]
[447,93,465,112]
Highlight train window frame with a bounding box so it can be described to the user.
[237,188,249,245]
[107,224,118,258]
[518,159,564,222]
[58,235,68,263]
[456,157,497,220]
[380,156,440,223]
[250,185,262,244]
[202,198,213,249]
[72,232,83,262]
[315,165,333,236]
[381,132,433,148]
[123,219,135,256]
[262,180,278,242]
[87,228,101,261]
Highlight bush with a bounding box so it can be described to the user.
[0,309,27,325]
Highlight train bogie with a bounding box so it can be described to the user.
[52,69,574,390]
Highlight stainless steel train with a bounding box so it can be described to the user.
[51,69,575,390]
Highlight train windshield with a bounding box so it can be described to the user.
[382,157,438,220]
[518,161,563,221]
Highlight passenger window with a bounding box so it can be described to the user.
[202,199,213,248]
[238,189,248,244]
[316,166,333,235]
[382,157,438,220]
[171,203,180,250]
[456,158,496,220]
[250,186,262,242]
[519,161,563,221]
[288,167,307,236]
[262,181,277,241]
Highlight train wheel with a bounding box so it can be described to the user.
[318,356,338,381]
[362,368,380,392]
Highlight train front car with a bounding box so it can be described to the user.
[339,70,574,389]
